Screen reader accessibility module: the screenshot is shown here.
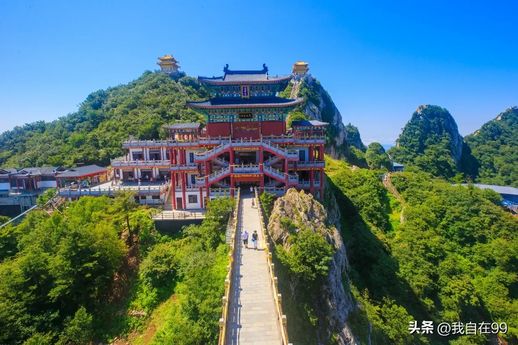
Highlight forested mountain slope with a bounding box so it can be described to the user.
[465,107,518,187]
[0,194,233,344]
[0,72,207,168]
[325,158,518,344]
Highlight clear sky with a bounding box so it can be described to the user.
[0,0,517,144]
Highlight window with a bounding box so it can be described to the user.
[241,85,249,98]
[189,152,194,163]
[299,150,306,162]
[190,174,196,185]
[188,195,198,204]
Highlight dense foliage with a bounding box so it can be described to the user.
[387,104,518,186]
[0,194,234,345]
[365,142,392,170]
[0,72,207,167]
[277,224,334,285]
[389,105,470,179]
[104,197,232,345]
[326,157,518,344]
[465,107,518,187]
[0,195,149,344]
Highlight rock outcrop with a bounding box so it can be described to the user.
[267,188,358,345]
[293,75,365,159]
[393,104,464,164]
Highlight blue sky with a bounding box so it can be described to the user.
[0,0,517,144]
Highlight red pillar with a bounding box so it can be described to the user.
[310,170,315,194]
[199,187,204,208]
[204,161,210,204]
[259,148,263,172]
[230,148,235,197]
[320,168,324,198]
[171,172,176,209]
[181,172,187,210]
[309,146,313,161]
[284,158,289,191]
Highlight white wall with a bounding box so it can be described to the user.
[37,181,57,189]
[174,190,202,209]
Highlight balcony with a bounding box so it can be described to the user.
[292,161,325,169]
[298,180,321,188]
[111,159,171,167]
[59,181,169,197]
[233,164,260,174]
[170,164,198,171]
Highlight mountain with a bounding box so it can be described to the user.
[290,75,366,160]
[465,107,518,187]
[0,72,207,168]
[0,71,365,168]
[388,105,473,179]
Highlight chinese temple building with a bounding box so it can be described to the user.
[292,61,309,76]
[113,64,327,210]
[157,54,180,75]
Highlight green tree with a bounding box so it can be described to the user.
[57,307,94,345]
[365,142,392,170]
[287,111,308,128]
[277,229,334,284]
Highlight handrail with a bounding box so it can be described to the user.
[111,159,171,167]
[218,187,241,345]
[255,188,292,345]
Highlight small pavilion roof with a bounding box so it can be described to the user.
[291,120,329,127]
[13,167,58,176]
[198,64,292,85]
[188,97,303,110]
[0,168,17,175]
[164,123,201,130]
[57,165,107,178]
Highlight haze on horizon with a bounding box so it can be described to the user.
[0,0,517,145]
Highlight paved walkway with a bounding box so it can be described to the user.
[226,194,282,345]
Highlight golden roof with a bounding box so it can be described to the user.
[158,54,178,62]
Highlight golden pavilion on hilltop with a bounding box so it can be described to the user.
[292,61,309,76]
[157,54,180,74]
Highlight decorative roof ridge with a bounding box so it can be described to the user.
[223,63,268,75]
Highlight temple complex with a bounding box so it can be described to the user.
[113,64,326,209]
[110,63,327,210]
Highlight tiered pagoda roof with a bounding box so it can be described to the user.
[190,64,302,111]
[198,64,291,85]
[189,96,302,109]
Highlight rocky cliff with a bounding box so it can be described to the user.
[388,104,474,178]
[396,105,464,162]
[267,188,358,345]
[291,75,365,159]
